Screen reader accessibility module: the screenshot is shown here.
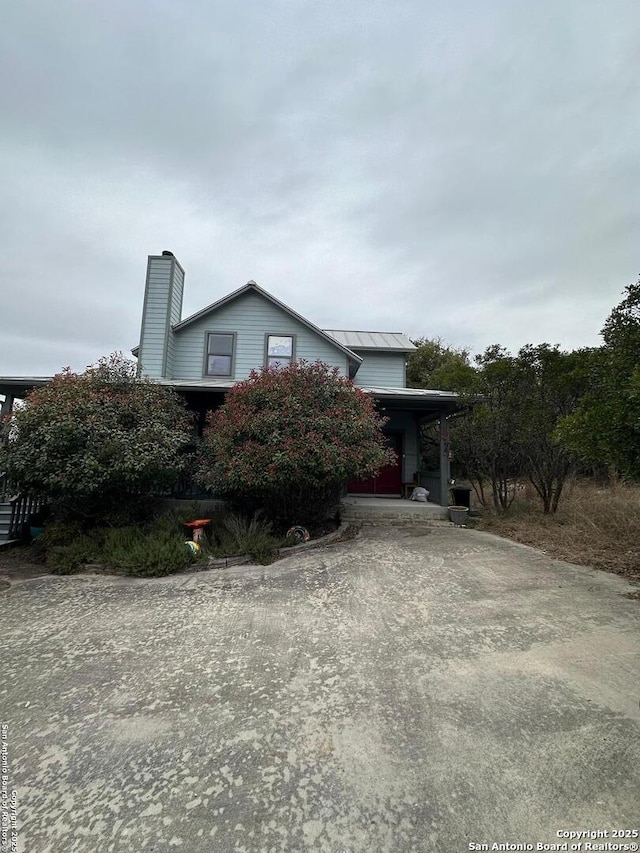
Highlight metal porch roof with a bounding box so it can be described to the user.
[323,330,416,351]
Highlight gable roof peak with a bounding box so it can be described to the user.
[171,279,362,366]
[246,279,257,285]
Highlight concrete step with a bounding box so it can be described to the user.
[341,515,447,527]
[341,499,448,526]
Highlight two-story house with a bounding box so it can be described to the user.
[0,250,461,510]
[132,251,460,504]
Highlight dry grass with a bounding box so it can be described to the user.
[477,479,640,583]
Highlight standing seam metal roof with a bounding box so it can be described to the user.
[323,330,416,350]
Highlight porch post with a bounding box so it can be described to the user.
[0,394,14,419]
[415,413,422,486]
[0,394,15,447]
[438,411,450,507]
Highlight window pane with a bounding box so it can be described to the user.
[208,333,234,356]
[268,356,290,369]
[208,354,231,375]
[267,335,293,357]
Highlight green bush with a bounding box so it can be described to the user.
[101,525,194,577]
[47,535,98,575]
[37,520,86,549]
[186,510,284,563]
[218,511,284,564]
[196,361,394,527]
[35,514,198,578]
[222,511,273,549]
[0,353,194,523]
[33,507,290,576]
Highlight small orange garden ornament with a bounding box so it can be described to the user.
[184,518,212,544]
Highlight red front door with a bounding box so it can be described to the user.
[348,433,403,495]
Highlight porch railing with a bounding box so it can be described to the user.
[0,471,12,502]
[1,472,45,540]
[8,494,44,540]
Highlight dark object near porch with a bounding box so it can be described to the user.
[448,505,469,526]
[450,486,471,509]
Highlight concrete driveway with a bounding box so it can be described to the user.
[2,527,639,853]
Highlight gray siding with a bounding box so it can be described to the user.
[138,256,184,379]
[353,351,406,388]
[172,290,348,380]
[165,263,184,377]
[169,263,184,325]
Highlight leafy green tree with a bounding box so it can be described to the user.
[450,346,528,511]
[196,361,394,526]
[602,277,640,356]
[407,338,477,489]
[0,353,194,521]
[450,344,588,513]
[559,278,640,479]
[407,337,475,390]
[517,344,590,513]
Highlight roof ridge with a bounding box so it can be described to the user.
[323,328,406,334]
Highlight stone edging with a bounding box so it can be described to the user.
[277,521,351,555]
[204,521,351,570]
[204,554,252,569]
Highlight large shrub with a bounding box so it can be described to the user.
[33,514,199,576]
[0,353,194,521]
[196,361,394,525]
[100,524,194,577]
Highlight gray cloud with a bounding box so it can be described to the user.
[1,0,638,378]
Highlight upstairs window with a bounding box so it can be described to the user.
[266,334,295,369]
[205,332,235,377]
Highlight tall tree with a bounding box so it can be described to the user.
[408,338,476,488]
[407,338,475,390]
[450,344,588,513]
[558,278,640,480]
[450,346,528,511]
[517,344,590,513]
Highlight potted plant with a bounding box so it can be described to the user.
[447,505,469,526]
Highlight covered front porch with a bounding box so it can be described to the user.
[172,384,462,507]
[348,387,461,507]
[0,380,462,509]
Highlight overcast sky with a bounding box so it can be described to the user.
[1,0,638,377]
